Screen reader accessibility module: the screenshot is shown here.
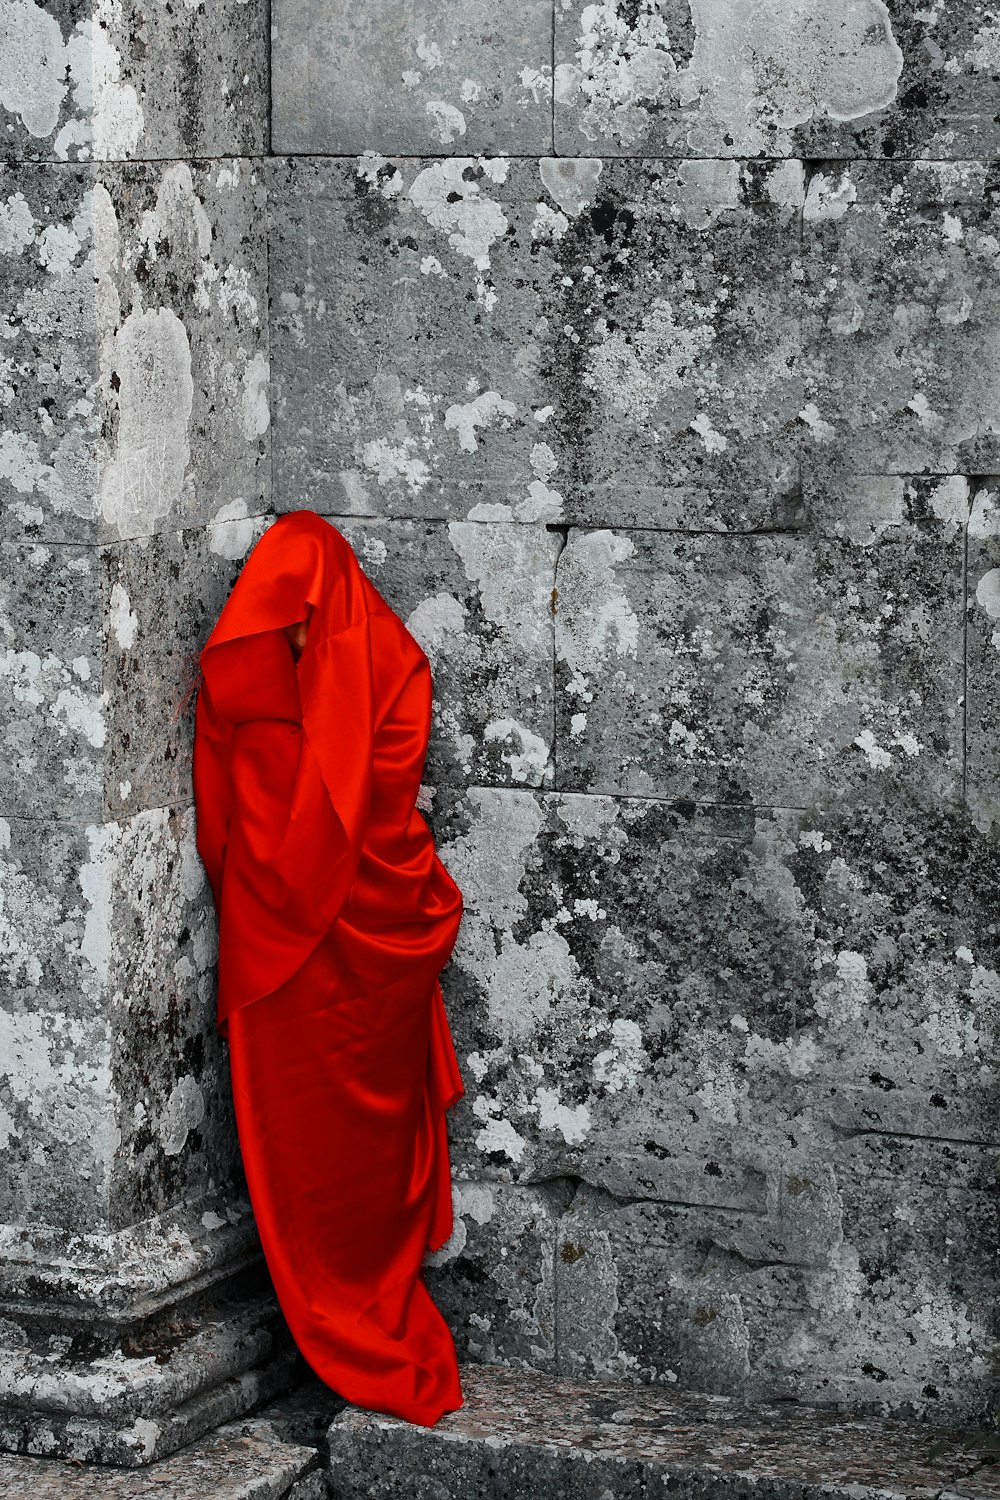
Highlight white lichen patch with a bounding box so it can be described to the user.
[483,718,551,784]
[408,159,509,271]
[0,193,35,256]
[99,308,194,537]
[443,390,517,452]
[473,1112,527,1163]
[535,1085,591,1143]
[357,151,405,198]
[560,0,903,154]
[591,1018,648,1093]
[555,2,679,148]
[425,101,466,143]
[539,157,604,216]
[109,581,138,649]
[0,0,145,157]
[969,486,1000,541]
[804,168,859,221]
[448,522,555,655]
[406,591,468,658]
[207,498,257,560]
[241,352,270,439]
[556,530,639,698]
[158,1075,206,1155]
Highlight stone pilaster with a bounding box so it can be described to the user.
[0,0,297,1465]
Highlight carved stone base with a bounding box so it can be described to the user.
[0,1191,306,1465]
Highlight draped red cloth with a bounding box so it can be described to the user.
[191,509,466,1426]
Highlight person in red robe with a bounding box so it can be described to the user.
[191,508,466,1426]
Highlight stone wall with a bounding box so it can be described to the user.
[1,0,998,1463]
[268,0,1000,1428]
[0,0,298,1466]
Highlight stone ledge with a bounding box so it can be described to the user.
[0,1281,305,1467]
[0,1416,317,1499]
[0,1188,262,1324]
[326,1362,998,1500]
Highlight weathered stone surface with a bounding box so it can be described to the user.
[427,785,999,1419]
[337,518,558,788]
[433,788,999,1182]
[268,154,802,531]
[0,802,238,1233]
[423,1181,558,1370]
[104,517,269,821]
[326,1361,990,1500]
[0,1188,260,1316]
[802,162,1000,487]
[0,0,267,163]
[1,517,267,823]
[272,0,552,156]
[0,1411,314,1493]
[553,518,964,805]
[554,3,1000,160]
[968,479,1000,832]
[0,160,269,546]
[555,1136,1000,1424]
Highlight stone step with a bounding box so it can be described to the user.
[0,1417,318,1499]
[326,1362,998,1500]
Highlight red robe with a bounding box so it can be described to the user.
[192,509,465,1426]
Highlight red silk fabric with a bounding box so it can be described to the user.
[192,509,466,1426]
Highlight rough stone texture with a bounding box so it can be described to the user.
[553,514,965,804]
[553,2,1000,160]
[0,0,268,163]
[0,0,281,1470]
[801,162,1000,489]
[423,1182,559,1371]
[272,0,553,156]
[0,161,269,547]
[0,1414,315,1496]
[0,1279,302,1466]
[337,518,558,789]
[421,784,1000,1420]
[968,479,1000,830]
[326,1362,996,1500]
[268,154,803,532]
[0,774,239,1239]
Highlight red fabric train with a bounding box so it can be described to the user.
[192,508,465,1426]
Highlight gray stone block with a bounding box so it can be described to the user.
[272,0,552,156]
[1,518,268,823]
[968,478,1000,832]
[104,518,270,822]
[336,518,558,788]
[423,1181,558,1370]
[268,155,550,524]
[554,3,1000,160]
[0,0,267,162]
[0,802,238,1233]
[0,160,269,545]
[802,162,1000,486]
[325,1360,991,1500]
[268,154,803,531]
[433,788,998,1188]
[0,1409,314,1490]
[428,786,999,1415]
[0,1187,261,1318]
[554,1138,1000,1424]
[553,522,964,805]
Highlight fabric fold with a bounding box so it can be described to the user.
[192,509,466,1427]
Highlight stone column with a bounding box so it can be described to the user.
[0,0,295,1465]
